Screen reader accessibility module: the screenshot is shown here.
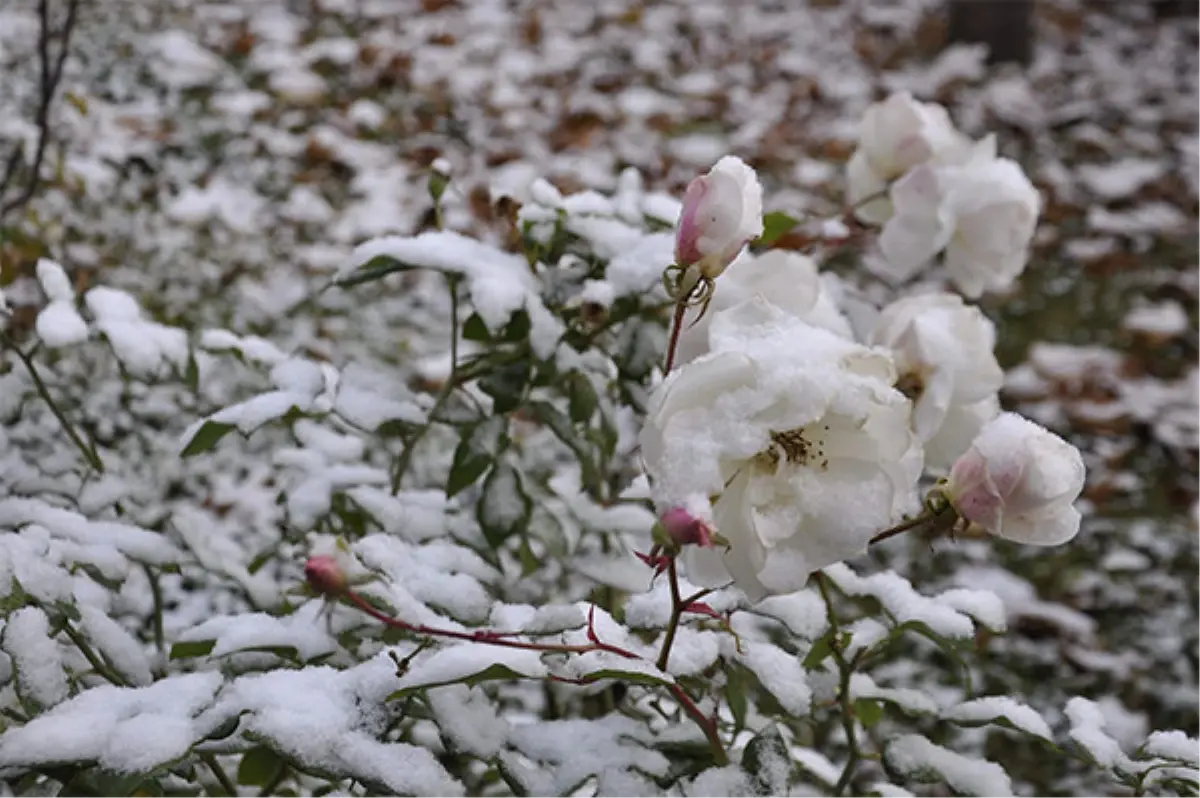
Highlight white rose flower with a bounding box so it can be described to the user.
[641,298,922,601]
[675,249,853,366]
[870,293,1003,469]
[675,156,764,280]
[944,412,1085,546]
[879,156,1041,296]
[846,92,983,225]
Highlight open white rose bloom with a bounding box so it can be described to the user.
[870,292,1003,469]
[641,298,922,601]
[944,412,1086,546]
[845,91,987,225]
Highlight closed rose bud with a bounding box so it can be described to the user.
[305,555,349,597]
[675,156,764,280]
[945,412,1085,546]
[661,507,716,548]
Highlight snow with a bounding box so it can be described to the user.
[825,564,977,640]
[942,696,1053,741]
[1123,300,1189,338]
[215,660,464,796]
[751,589,830,639]
[1144,730,1199,767]
[86,287,189,377]
[791,745,839,787]
[36,300,89,348]
[176,603,337,662]
[78,606,153,687]
[733,639,811,716]
[36,258,74,302]
[1077,158,1166,200]
[392,644,547,693]
[886,734,1012,796]
[851,673,939,716]
[1067,696,1133,771]
[0,498,182,566]
[2,607,68,710]
[507,716,670,796]
[427,684,508,758]
[0,671,224,772]
[339,231,536,333]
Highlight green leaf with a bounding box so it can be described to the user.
[183,352,200,393]
[527,400,602,493]
[855,698,885,728]
[386,663,532,700]
[578,668,673,687]
[335,254,420,288]
[802,633,835,670]
[742,724,792,796]
[237,745,284,787]
[517,537,540,577]
[477,460,532,550]
[499,310,532,343]
[757,211,800,247]
[462,313,491,342]
[565,371,599,424]
[169,639,216,659]
[447,416,508,497]
[725,663,751,737]
[428,170,450,204]
[479,359,532,413]
[180,420,236,458]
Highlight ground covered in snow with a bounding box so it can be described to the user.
[0,0,1195,796]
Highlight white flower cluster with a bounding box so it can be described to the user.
[848,92,1041,298]
[644,97,1084,601]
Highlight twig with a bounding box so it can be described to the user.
[0,0,82,219]
[200,753,238,798]
[59,619,127,687]
[143,564,166,667]
[0,330,104,473]
[817,573,863,797]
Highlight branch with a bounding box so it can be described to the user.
[0,0,82,220]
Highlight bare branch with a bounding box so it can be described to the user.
[0,0,83,221]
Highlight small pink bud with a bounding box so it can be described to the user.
[661,507,716,548]
[673,156,764,280]
[305,555,348,597]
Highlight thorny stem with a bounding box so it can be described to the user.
[390,276,460,494]
[816,572,864,797]
[869,503,956,546]
[343,589,640,659]
[1,331,104,473]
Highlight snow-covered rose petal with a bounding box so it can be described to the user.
[675,156,763,279]
[675,249,852,366]
[847,92,979,225]
[870,293,1003,469]
[641,297,921,601]
[945,412,1085,545]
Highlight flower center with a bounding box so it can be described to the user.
[896,371,925,402]
[754,427,829,471]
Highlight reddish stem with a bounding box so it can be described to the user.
[663,300,688,374]
[345,590,639,658]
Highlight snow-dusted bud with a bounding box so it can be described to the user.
[880,157,1040,297]
[305,555,349,597]
[660,507,716,548]
[675,156,764,280]
[945,413,1085,546]
[846,92,977,224]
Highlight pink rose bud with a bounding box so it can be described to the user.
[945,412,1085,546]
[674,156,764,280]
[305,555,349,597]
[661,507,716,548]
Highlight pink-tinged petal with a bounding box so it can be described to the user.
[675,176,709,265]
